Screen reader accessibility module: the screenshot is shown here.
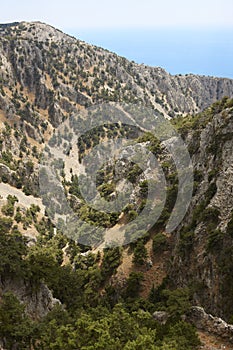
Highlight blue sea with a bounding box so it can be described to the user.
[68,28,233,79]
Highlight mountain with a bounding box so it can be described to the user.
[170,98,233,319]
[1,21,233,129]
[0,21,233,349]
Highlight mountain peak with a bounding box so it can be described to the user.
[0,21,76,44]
[0,20,233,122]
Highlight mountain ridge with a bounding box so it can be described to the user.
[1,21,233,131]
[1,21,233,349]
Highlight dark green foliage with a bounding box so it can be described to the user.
[0,229,27,278]
[32,303,200,349]
[153,233,168,254]
[25,160,34,174]
[101,247,122,279]
[98,182,115,199]
[0,292,33,350]
[136,132,161,155]
[193,169,203,183]
[208,169,218,182]
[1,202,14,216]
[124,272,144,300]
[3,29,231,349]
[226,212,233,237]
[187,182,218,231]
[0,216,13,234]
[210,96,230,114]
[154,208,170,228]
[207,229,223,252]
[133,240,148,265]
[163,321,201,349]
[1,195,18,216]
[161,288,191,320]
[214,240,233,319]
[27,249,60,287]
[178,227,195,257]
[48,265,87,310]
[127,164,143,183]
[22,183,33,196]
[201,207,220,226]
[35,304,157,349]
[1,150,13,165]
[14,209,22,223]
[69,175,81,197]
[139,180,148,198]
[205,182,217,202]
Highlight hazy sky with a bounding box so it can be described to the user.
[1,0,233,29]
[1,0,233,78]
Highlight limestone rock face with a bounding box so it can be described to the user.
[0,164,11,182]
[169,104,233,319]
[186,306,233,342]
[0,279,60,319]
[0,21,233,135]
[1,20,233,326]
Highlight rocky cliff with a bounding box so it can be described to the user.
[1,21,233,344]
[0,21,233,135]
[168,98,233,320]
[0,278,60,319]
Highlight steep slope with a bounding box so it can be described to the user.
[1,21,233,349]
[0,20,233,137]
[0,21,233,306]
[110,97,233,324]
[168,98,233,320]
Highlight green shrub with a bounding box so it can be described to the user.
[101,247,122,279]
[0,217,13,234]
[127,164,143,183]
[162,288,191,320]
[124,272,144,299]
[153,233,168,254]
[1,203,14,216]
[163,321,201,349]
[0,292,33,349]
[201,207,220,225]
[133,240,148,265]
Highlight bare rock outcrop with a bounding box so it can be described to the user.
[186,306,233,343]
[0,278,60,319]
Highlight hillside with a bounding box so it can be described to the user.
[0,21,233,349]
[1,21,233,129]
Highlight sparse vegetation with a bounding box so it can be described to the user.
[0,22,233,349]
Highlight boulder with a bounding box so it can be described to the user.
[152,311,169,324]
